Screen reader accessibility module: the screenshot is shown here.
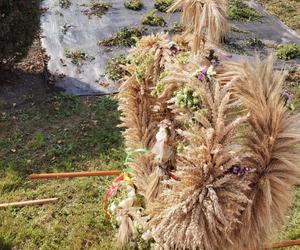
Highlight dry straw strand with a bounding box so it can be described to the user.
[168,0,228,53]
[228,56,300,249]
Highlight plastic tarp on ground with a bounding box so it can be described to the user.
[40,0,300,96]
[40,0,179,95]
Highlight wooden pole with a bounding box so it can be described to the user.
[270,240,300,249]
[29,170,122,180]
[0,198,58,208]
[248,239,300,249]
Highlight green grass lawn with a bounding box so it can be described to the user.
[0,94,125,249]
[258,0,300,33]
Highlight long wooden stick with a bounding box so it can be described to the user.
[248,239,300,249]
[0,198,58,208]
[270,240,300,249]
[29,170,122,180]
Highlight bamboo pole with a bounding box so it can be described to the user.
[0,198,58,208]
[29,170,122,180]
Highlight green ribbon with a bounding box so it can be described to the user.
[100,148,149,217]
[124,148,149,173]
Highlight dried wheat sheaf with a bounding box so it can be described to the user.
[227,56,300,249]
[118,34,175,198]
[168,0,228,52]
[118,30,300,249]
[147,56,300,249]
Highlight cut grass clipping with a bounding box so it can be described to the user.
[105,54,130,81]
[124,0,143,10]
[228,0,262,21]
[167,22,185,34]
[99,27,145,47]
[246,38,265,49]
[224,39,247,55]
[81,1,112,19]
[64,48,95,66]
[154,0,174,12]
[59,0,71,9]
[142,10,166,26]
[277,44,300,60]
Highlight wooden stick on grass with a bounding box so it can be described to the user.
[269,240,300,249]
[29,170,122,180]
[0,198,58,208]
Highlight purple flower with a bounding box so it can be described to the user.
[168,42,179,54]
[281,91,293,105]
[230,166,240,175]
[227,165,250,177]
[170,45,179,54]
[197,68,207,81]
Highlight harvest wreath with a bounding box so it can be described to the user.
[22,0,299,249]
[104,0,300,249]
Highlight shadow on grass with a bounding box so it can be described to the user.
[0,94,125,178]
[0,236,12,250]
[0,94,124,249]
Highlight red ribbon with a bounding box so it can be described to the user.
[168,171,179,181]
[102,174,124,219]
[102,170,178,218]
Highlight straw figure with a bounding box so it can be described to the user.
[108,0,300,249]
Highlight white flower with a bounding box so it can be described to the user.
[119,197,134,208]
[141,230,152,241]
[167,41,176,49]
[128,189,136,198]
[109,203,116,213]
[116,216,121,222]
[119,199,127,208]
[133,221,140,228]
[207,65,216,80]
[133,222,143,232]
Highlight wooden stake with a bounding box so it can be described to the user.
[0,198,58,208]
[29,170,122,180]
